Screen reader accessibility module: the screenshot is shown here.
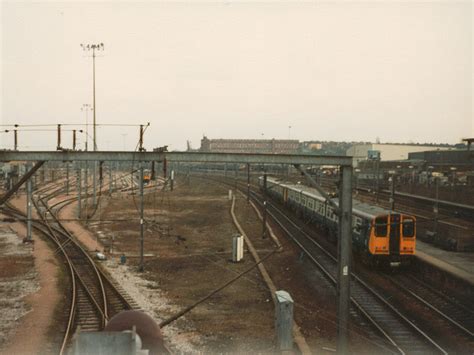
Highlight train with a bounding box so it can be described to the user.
[143,169,151,184]
[259,176,416,266]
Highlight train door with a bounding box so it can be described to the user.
[389,214,401,255]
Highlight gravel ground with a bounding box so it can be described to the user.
[103,257,201,353]
[93,176,275,353]
[0,226,38,351]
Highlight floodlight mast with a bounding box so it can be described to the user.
[80,43,104,152]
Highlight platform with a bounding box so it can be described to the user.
[416,240,474,286]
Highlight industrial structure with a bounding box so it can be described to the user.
[347,143,452,166]
[408,149,474,172]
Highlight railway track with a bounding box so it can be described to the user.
[0,175,138,354]
[257,195,447,354]
[388,274,474,349]
[209,175,451,354]
[255,177,474,352]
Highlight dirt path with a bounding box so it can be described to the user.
[1,195,61,355]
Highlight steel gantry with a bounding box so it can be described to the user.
[0,150,353,353]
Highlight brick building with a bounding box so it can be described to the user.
[200,136,299,154]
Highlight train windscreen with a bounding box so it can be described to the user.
[374,216,388,237]
[402,218,415,238]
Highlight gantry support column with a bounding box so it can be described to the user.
[77,166,82,220]
[93,161,97,205]
[139,164,145,272]
[85,162,89,222]
[109,163,113,194]
[66,162,70,195]
[26,164,33,241]
[337,165,353,354]
[247,163,250,202]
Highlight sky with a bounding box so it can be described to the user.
[1,0,473,151]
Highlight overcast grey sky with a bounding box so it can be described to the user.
[1,0,472,151]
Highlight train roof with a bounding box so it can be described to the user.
[265,177,390,219]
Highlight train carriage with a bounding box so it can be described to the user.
[260,176,416,266]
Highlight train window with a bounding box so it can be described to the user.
[374,216,388,237]
[403,218,415,238]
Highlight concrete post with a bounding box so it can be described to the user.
[170,170,174,191]
[232,234,244,262]
[337,165,353,354]
[139,164,144,272]
[26,165,32,241]
[275,290,294,351]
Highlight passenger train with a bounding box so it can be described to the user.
[260,176,416,266]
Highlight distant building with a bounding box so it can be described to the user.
[200,136,299,154]
[408,149,474,171]
[347,143,451,166]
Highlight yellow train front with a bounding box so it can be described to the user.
[363,213,416,266]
